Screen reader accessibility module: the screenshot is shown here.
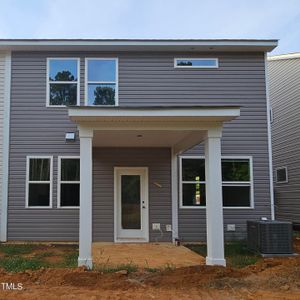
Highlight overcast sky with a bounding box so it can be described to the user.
[0,0,299,55]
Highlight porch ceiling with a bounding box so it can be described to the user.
[69,106,240,153]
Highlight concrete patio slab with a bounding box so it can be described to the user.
[92,243,205,269]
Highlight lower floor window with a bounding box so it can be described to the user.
[58,157,80,207]
[26,156,52,207]
[180,157,253,208]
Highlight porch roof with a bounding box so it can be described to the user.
[69,106,240,153]
[68,105,240,123]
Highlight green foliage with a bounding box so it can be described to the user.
[0,243,36,255]
[93,86,115,105]
[0,256,46,272]
[185,242,260,268]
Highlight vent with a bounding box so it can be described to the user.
[247,220,293,254]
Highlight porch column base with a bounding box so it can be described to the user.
[78,257,93,269]
[206,257,226,267]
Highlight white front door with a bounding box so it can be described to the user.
[114,167,149,242]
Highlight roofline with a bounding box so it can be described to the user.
[268,52,300,61]
[0,38,278,52]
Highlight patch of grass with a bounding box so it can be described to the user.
[95,263,138,273]
[34,251,55,259]
[0,256,47,272]
[163,263,176,271]
[63,251,79,268]
[0,244,37,256]
[144,267,159,273]
[185,241,260,268]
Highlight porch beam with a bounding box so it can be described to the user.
[78,127,93,269]
[204,127,226,266]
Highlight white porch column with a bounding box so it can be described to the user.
[78,127,93,269]
[204,127,226,266]
[171,148,179,241]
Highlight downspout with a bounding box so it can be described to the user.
[264,52,275,220]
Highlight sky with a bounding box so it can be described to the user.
[0,0,300,55]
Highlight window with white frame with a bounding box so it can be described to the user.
[58,157,80,207]
[26,157,52,207]
[180,157,253,208]
[174,58,218,68]
[47,58,80,106]
[86,58,118,106]
[276,167,288,183]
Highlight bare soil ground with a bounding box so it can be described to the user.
[0,239,299,300]
[93,242,205,268]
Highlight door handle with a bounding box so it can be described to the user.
[142,206,146,209]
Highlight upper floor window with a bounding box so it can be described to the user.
[174,58,218,68]
[180,156,253,208]
[47,58,80,107]
[85,58,118,106]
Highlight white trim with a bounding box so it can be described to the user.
[46,57,80,107]
[57,156,80,209]
[114,167,149,243]
[264,53,275,220]
[268,52,300,61]
[174,58,218,68]
[69,106,240,120]
[275,166,288,184]
[179,155,254,209]
[25,156,53,209]
[85,57,118,106]
[0,52,11,242]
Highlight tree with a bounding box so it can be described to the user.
[49,71,77,106]
[93,86,115,105]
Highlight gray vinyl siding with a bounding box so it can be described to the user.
[268,57,300,224]
[8,51,271,241]
[93,147,171,242]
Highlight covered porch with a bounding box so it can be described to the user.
[68,106,240,269]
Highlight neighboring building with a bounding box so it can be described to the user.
[268,53,300,226]
[0,39,277,268]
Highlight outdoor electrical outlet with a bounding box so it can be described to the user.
[152,223,160,230]
[166,225,172,232]
[227,224,236,231]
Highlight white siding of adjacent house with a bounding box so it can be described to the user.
[0,52,11,241]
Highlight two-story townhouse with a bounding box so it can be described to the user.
[0,39,277,268]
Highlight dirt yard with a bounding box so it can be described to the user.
[0,239,299,300]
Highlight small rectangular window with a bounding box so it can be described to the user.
[58,157,80,208]
[174,58,218,68]
[276,167,288,183]
[26,157,52,207]
[47,58,80,106]
[86,58,118,106]
[180,157,253,208]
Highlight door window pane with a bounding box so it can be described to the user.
[121,175,141,229]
